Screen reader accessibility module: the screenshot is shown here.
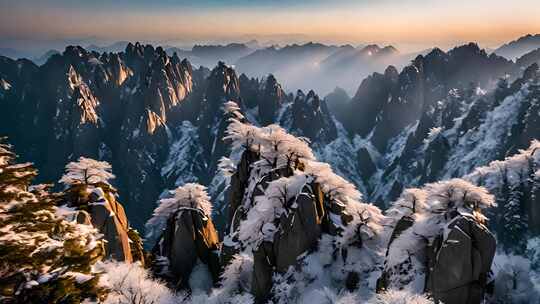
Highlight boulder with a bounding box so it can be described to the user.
[251,181,325,302]
[425,213,496,304]
[154,207,221,289]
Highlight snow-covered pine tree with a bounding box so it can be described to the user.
[60,156,115,187]
[0,140,105,303]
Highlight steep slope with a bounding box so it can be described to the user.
[495,34,540,60]
[0,44,196,228]
[369,63,540,209]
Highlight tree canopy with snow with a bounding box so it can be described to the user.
[59,156,115,187]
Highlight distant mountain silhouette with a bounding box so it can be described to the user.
[165,43,253,68]
[495,34,540,60]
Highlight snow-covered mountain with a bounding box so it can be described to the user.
[1,41,540,235]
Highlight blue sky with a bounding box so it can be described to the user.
[1,0,540,52]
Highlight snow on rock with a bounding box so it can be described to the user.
[145,183,212,241]
[443,84,530,178]
[161,120,204,185]
[381,178,494,293]
[464,139,540,189]
[218,102,387,302]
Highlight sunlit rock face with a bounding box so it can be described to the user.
[62,184,143,263]
[0,44,197,228]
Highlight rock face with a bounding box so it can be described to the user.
[155,208,221,289]
[257,74,286,125]
[379,180,497,304]
[341,44,512,151]
[250,180,327,301]
[147,183,221,290]
[63,184,142,263]
[425,213,496,304]
[289,90,337,143]
[0,44,196,229]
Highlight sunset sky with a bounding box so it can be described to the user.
[1,0,540,52]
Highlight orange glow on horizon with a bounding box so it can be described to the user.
[1,0,540,51]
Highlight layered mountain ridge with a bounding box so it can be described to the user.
[0,43,338,229]
[1,41,540,236]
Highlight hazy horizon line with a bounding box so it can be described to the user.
[1,32,537,58]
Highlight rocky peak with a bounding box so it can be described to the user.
[384,65,399,82]
[257,74,286,125]
[346,70,398,137]
[360,44,382,55]
[380,45,399,55]
[147,184,221,289]
[344,42,515,152]
[287,89,337,143]
[238,73,259,108]
[516,48,540,70]
[200,62,241,124]
[67,65,100,125]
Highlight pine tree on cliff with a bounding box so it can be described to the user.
[0,140,105,303]
[60,156,115,187]
[59,156,144,264]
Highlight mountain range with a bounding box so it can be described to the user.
[1,36,540,233]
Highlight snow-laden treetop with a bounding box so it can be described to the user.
[387,178,494,225]
[225,101,360,200]
[425,179,495,212]
[465,139,540,188]
[146,183,212,240]
[224,101,315,170]
[59,157,115,187]
[383,178,496,291]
